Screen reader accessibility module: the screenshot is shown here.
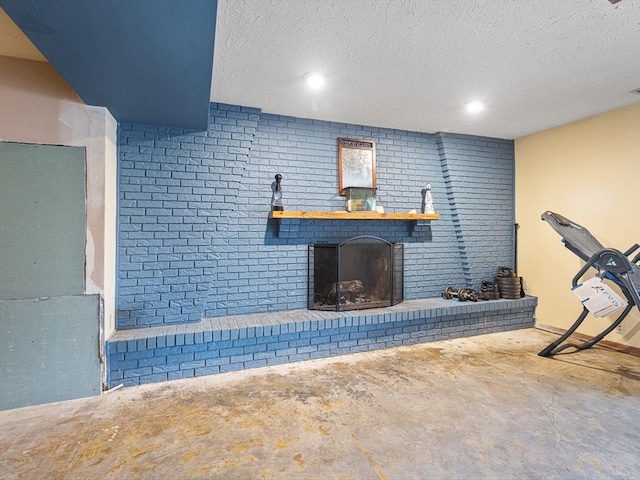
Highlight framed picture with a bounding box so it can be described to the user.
[338,137,376,195]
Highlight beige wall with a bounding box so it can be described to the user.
[0,55,118,339]
[515,102,640,349]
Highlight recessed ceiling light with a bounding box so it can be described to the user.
[303,71,326,90]
[465,100,484,114]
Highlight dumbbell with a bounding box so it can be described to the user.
[442,286,478,302]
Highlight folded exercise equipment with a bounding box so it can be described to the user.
[538,211,640,357]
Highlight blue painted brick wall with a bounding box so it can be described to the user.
[117,103,514,328]
[436,133,515,287]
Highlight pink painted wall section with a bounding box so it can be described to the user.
[0,55,117,338]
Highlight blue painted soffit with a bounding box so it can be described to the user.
[1,0,217,130]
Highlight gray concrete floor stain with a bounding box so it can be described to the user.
[1,329,639,479]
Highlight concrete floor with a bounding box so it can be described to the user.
[1,328,639,480]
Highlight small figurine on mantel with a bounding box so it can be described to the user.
[422,182,435,214]
[272,174,284,211]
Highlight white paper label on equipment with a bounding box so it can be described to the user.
[571,277,627,318]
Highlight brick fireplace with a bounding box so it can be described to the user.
[117,103,516,329]
[107,102,535,389]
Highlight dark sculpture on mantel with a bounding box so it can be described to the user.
[272,174,283,211]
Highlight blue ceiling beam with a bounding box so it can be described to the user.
[1,0,217,130]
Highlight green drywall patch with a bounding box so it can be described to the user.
[0,295,101,411]
[0,142,86,299]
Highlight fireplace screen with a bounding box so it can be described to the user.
[309,236,403,311]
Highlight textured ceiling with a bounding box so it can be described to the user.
[211,0,640,139]
[3,1,639,138]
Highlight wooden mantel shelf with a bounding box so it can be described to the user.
[269,211,439,237]
[269,211,440,221]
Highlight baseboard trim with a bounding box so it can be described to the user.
[535,323,640,357]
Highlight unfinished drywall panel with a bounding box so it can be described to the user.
[0,295,101,411]
[0,55,117,338]
[0,142,86,299]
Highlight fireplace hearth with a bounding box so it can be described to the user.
[309,236,403,311]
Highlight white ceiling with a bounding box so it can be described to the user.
[211,0,640,139]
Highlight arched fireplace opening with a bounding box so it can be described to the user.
[309,236,403,311]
